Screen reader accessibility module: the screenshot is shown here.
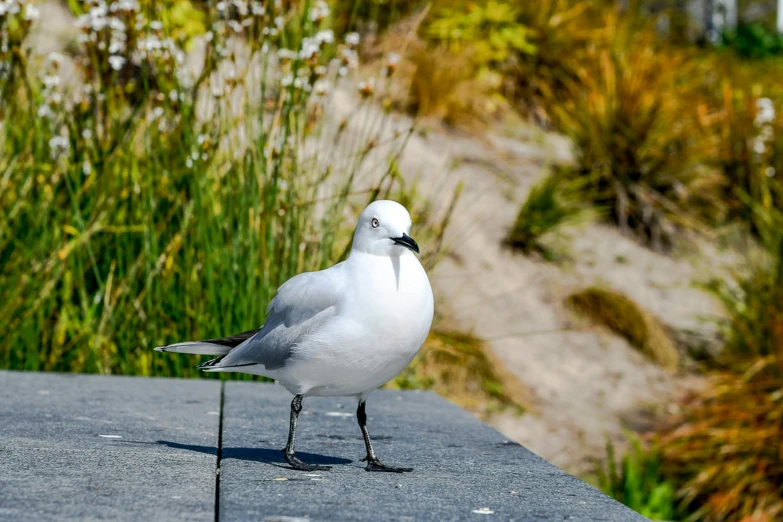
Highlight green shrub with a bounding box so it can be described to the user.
[721,23,783,59]
[552,14,709,249]
[425,1,537,64]
[416,0,600,123]
[705,197,783,362]
[597,437,677,521]
[507,171,589,257]
[701,76,783,236]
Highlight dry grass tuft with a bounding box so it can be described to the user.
[566,288,680,372]
[658,365,783,522]
[406,45,492,127]
[390,329,530,415]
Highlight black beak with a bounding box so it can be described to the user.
[392,233,420,254]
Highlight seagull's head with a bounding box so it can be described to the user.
[352,200,419,257]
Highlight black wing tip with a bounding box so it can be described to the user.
[196,355,226,369]
[202,327,262,349]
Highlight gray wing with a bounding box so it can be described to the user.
[204,265,344,371]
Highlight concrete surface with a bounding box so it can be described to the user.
[0,371,647,521]
[0,371,220,521]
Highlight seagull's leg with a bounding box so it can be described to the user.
[283,394,331,472]
[357,399,413,473]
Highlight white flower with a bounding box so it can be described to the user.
[0,0,20,15]
[169,89,179,102]
[186,157,194,168]
[49,135,69,158]
[228,20,243,33]
[313,79,328,97]
[47,52,65,65]
[387,52,400,66]
[37,104,54,118]
[114,0,139,12]
[281,74,293,87]
[205,31,214,42]
[108,55,126,71]
[315,30,333,45]
[216,1,225,11]
[310,0,329,22]
[109,40,125,54]
[24,4,40,21]
[251,2,264,15]
[756,98,775,127]
[345,32,360,46]
[138,35,162,52]
[300,37,320,59]
[82,128,92,140]
[43,75,61,88]
[277,48,296,60]
[232,0,248,15]
[109,18,126,32]
[150,20,163,31]
[147,106,165,122]
[82,161,92,176]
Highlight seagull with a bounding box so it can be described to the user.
[155,200,434,473]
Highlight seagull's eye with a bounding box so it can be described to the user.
[371,218,380,229]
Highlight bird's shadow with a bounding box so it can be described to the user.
[150,440,352,468]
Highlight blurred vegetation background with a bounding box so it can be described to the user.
[2,0,783,520]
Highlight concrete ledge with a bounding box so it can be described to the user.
[0,371,647,521]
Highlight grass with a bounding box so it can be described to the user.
[0,0,428,378]
[391,329,529,415]
[656,207,783,522]
[566,288,680,372]
[595,437,676,521]
[702,71,783,236]
[550,13,708,250]
[658,367,783,522]
[507,170,590,258]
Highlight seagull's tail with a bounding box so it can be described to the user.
[153,342,234,356]
[154,327,262,357]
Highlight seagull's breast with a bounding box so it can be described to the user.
[352,253,434,334]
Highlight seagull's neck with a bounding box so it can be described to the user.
[347,249,415,263]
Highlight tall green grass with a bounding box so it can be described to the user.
[507,170,591,258]
[596,437,676,521]
[0,0,415,377]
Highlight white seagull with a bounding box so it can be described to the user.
[155,200,434,472]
